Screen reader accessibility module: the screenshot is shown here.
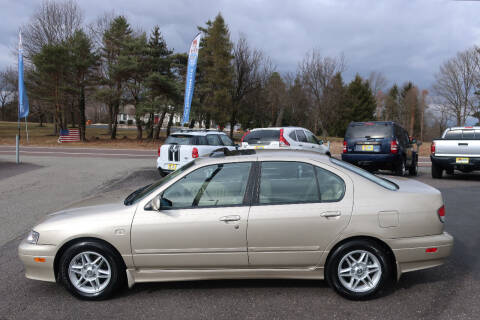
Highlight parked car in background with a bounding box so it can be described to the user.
[19,149,453,301]
[240,127,330,155]
[341,121,418,176]
[156,130,237,176]
[430,126,480,178]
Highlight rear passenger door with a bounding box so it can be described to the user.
[295,130,308,149]
[246,161,353,268]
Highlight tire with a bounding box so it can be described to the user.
[394,158,406,176]
[59,241,125,300]
[431,162,443,179]
[158,168,167,177]
[409,156,418,176]
[326,240,393,300]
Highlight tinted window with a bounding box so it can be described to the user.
[444,130,462,140]
[345,123,393,139]
[315,167,345,202]
[219,134,234,146]
[259,162,319,204]
[243,130,280,144]
[305,131,320,144]
[289,131,297,141]
[165,135,194,145]
[162,162,252,208]
[206,135,221,145]
[330,158,398,191]
[196,136,208,145]
[296,130,308,142]
[462,130,475,139]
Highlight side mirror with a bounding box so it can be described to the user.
[318,139,323,145]
[150,195,173,211]
[410,138,417,145]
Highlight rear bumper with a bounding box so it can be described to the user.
[386,232,454,278]
[341,153,401,168]
[18,239,57,282]
[431,155,480,170]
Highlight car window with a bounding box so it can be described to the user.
[305,131,320,144]
[315,167,345,202]
[289,131,297,141]
[295,130,308,142]
[165,135,194,145]
[206,134,221,145]
[462,130,475,139]
[444,130,462,140]
[162,162,252,208]
[219,134,234,146]
[196,136,208,145]
[259,162,320,204]
[243,130,280,144]
[330,158,398,191]
[345,123,393,139]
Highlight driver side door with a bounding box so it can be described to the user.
[131,162,253,269]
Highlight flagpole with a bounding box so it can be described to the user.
[25,116,29,143]
[16,33,21,164]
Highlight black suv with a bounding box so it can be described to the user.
[341,121,418,175]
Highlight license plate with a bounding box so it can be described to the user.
[456,157,469,164]
[254,145,265,149]
[167,164,178,170]
[361,145,374,151]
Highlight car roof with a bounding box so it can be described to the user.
[195,149,330,166]
[249,127,306,131]
[446,126,480,131]
[170,130,226,136]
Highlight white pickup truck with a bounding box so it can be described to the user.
[430,126,480,178]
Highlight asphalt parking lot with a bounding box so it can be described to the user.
[1,151,479,320]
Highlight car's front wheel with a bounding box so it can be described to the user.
[326,240,392,300]
[59,241,125,300]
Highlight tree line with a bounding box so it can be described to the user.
[0,0,442,142]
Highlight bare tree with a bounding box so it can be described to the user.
[433,48,479,126]
[21,0,83,59]
[299,49,346,135]
[0,68,16,120]
[229,35,263,137]
[368,71,388,95]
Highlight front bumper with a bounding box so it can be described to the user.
[18,239,57,282]
[386,232,454,278]
[431,155,480,170]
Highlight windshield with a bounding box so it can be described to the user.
[345,123,393,139]
[165,135,195,145]
[124,161,195,205]
[330,158,398,191]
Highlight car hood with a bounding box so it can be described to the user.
[35,203,134,232]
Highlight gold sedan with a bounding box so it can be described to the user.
[19,150,453,300]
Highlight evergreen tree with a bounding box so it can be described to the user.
[197,13,234,128]
[345,74,376,122]
[384,84,400,122]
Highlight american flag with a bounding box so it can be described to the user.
[58,129,80,143]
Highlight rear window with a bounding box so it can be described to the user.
[330,158,398,191]
[345,123,393,139]
[165,135,194,145]
[444,129,480,140]
[244,130,280,144]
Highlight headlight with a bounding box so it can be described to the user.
[26,230,40,244]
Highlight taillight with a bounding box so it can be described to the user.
[437,205,445,223]
[192,147,199,158]
[343,141,347,153]
[431,141,436,154]
[279,129,290,147]
[157,146,161,157]
[390,139,398,154]
[241,131,250,143]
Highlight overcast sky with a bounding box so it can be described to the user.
[1,0,479,91]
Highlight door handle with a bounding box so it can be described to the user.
[219,215,241,222]
[320,211,341,218]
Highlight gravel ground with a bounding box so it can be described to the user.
[1,155,479,320]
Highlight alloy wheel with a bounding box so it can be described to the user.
[68,251,111,294]
[337,250,382,293]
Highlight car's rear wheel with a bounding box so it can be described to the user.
[59,241,125,300]
[326,240,392,300]
[158,168,167,177]
[431,162,443,179]
[394,158,406,176]
[409,156,418,176]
